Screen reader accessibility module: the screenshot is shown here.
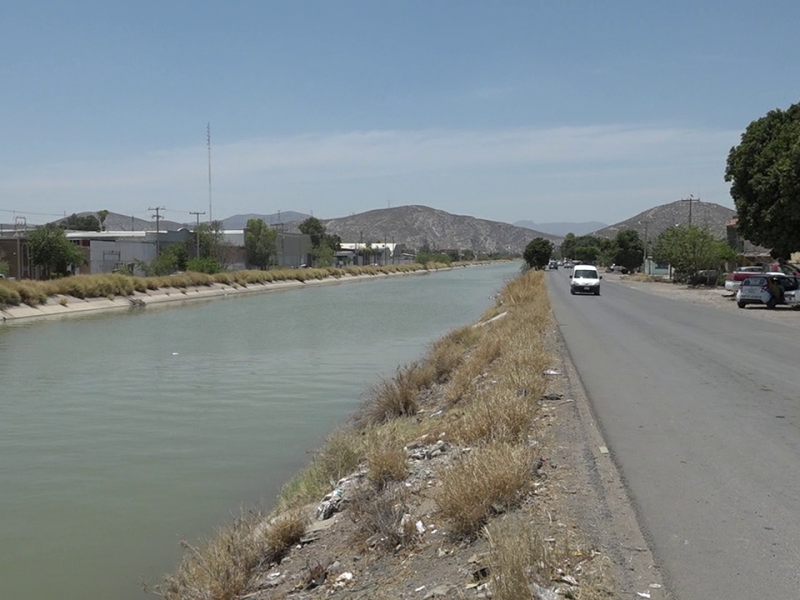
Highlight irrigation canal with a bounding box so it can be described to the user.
[0,262,521,600]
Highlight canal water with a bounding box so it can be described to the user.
[0,263,521,600]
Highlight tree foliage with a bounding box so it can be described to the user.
[298,217,340,266]
[523,237,554,269]
[28,224,86,278]
[652,225,736,282]
[560,233,613,264]
[245,219,277,269]
[60,213,101,231]
[138,244,188,277]
[196,221,235,268]
[725,101,800,259]
[612,230,645,273]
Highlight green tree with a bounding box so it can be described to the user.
[523,237,554,269]
[560,233,577,260]
[0,257,9,277]
[298,217,340,266]
[196,221,234,269]
[28,224,85,279]
[725,100,800,259]
[652,225,736,282]
[244,219,277,269]
[298,217,325,248]
[138,244,187,276]
[612,230,645,273]
[60,213,101,231]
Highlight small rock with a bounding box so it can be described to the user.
[424,584,451,598]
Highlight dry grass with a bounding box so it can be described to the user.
[158,509,270,600]
[366,442,408,490]
[484,514,549,600]
[348,485,417,553]
[275,428,363,512]
[425,326,483,384]
[0,262,447,307]
[360,363,428,426]
[453,387,535,445]
[262,509,308,562]
[438,441,534,537]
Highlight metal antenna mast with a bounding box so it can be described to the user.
[207,123,213,224]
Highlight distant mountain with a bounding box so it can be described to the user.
[514,220,608,237]
[221,211,310,229]
[305,205,559,255]
[591,200,735,242]
[50,211,185,231]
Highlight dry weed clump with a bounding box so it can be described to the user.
[262,509,308,563]
[362,363,428,426]
[159,509,269,600]
[484,513,548,600]
[425,326,483,384]
[366,442,408,490]
[453,387,535,445]
[348,485,417,553]
[438,441,534,537]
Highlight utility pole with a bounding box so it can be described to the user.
[149,206,165,257]
[190,211,205,257]
[639,220,651,272]
[682,195,698,227]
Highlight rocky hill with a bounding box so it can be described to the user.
[222,211,310,229]
[309,205,559,255]
[591,199,735,242]
[50,211,186,231]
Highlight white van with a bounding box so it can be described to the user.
[570,264,601,296]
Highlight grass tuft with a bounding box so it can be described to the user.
[438,441,533,537]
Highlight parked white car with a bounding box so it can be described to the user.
[570,264,601,296]
[736,273,799,309]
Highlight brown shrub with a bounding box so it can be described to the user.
[349,485,416,553]
[263,509,308,563]
[367,443,408,490]
[438,442,533,537]
[362,364,426,426]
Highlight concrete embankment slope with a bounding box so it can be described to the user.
[0,271,417,324]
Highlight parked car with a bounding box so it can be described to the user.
[736,273,800,309]
[548,260,558,270]
[724,265,766,293]
[570,264,602,295]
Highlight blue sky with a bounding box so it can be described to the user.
[1,1,799,227]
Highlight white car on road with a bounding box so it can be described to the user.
[570,264,601,296]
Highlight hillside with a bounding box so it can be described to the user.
[591,199,735,242]
[222,211,310,229]
[50,211,186,231]
[313,205,559,255]
[514,220,608,237]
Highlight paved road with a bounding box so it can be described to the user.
[547,270,800,600]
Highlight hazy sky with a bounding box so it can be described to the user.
[2,1,798,226]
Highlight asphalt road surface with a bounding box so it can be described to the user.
[547,270,800,600]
